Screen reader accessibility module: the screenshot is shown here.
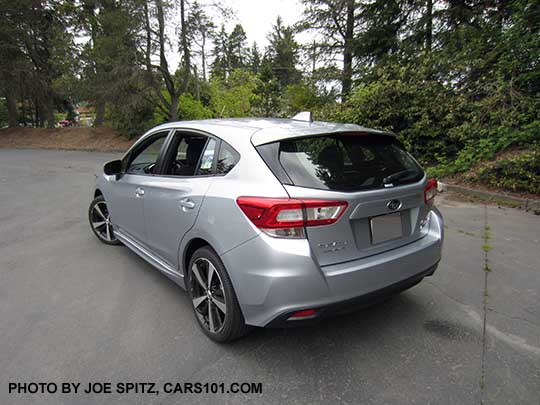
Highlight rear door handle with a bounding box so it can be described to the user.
[135,187,145,197]
[179,198,195,210]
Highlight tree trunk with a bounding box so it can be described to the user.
[311,40,317,77]
[201,32,207,82]
[45,95,55,128]
[342,0,355,101]
[19,77,27,126]
[170,94,179,121]
[35,98,40,127]
[180,0,191,92]
[143,2,153,78]
[155,0,176,121]
[5,91,18,127]
[38,99,46,127]
[21,100,27,127]
[425,0,433,52]
[94,100,105,127]
[193,66,200,101]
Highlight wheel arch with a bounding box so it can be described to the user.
[94,188,103,198]
[182,237,213,279]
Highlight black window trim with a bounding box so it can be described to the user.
[122,129,172,177]
[154,128,224,179]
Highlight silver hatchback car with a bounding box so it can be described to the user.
[89,116,443,342]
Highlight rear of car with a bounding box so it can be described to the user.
[222,129,443,327]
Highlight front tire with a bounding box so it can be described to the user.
[88,195,121,245]
[188,247,249,342]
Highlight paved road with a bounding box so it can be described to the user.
[0,149,539,404]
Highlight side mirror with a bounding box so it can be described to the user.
[104,160,122,177]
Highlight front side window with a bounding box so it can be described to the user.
[126,132,167,175]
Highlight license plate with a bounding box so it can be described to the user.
[370,212,403,244]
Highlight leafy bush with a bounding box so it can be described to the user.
[471,149,540,194]
[283,82,323,115]
[318,56,540,180]
[210,69,259,117]
[317,64,467,167]
[177,94,212,120]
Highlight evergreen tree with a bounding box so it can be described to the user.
[299,0,360,100]
[211,25,230,80]
[80,0,143,126]
[187,1,215,82]
[249,42,261,74]
[253,56,281,117]
[0,0,78,127]
[228,24,248,70]
[266,17,301,90]
[355,0,404,63]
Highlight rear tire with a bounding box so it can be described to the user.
[88,195,121,245]
[188,246,250,342]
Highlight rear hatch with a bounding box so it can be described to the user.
[256,132,430,267]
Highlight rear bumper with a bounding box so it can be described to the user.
[265,263,438,327]
[220,208,443,327]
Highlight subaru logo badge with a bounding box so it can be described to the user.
[387,199,401,211]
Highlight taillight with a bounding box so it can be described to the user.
[424,178,437,203]
[236,197,347,238]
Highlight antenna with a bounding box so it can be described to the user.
[291,111,313,122]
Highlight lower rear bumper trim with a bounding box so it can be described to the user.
[264,262,438,328]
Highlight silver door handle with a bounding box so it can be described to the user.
[179,198,195,210]
[135,187,145,196]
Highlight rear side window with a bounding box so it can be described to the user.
[216,143,239,175]
[260,134,423,192]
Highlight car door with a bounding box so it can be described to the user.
[142,130,218,269]
[106,131,169,244]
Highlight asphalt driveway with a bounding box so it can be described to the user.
[0,149,539,404]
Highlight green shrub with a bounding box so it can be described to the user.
[471,149,540,194]
[177,93,213,120]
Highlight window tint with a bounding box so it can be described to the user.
[175,137,189,162]
[164,134,216,176]
[216,143,239,175]
[126,133,167,175]
[197,139,217,175]
[273,134,423,192]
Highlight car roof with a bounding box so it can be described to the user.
[147,118,393,147]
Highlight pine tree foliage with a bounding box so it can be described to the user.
[0,0,538,183]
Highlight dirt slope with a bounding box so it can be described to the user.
[0,127,134,152]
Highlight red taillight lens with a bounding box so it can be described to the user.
[236,197,347,237]
[236,198,304,229]
[424,178,437,203]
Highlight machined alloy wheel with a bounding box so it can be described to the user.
[191,258,227,334]
[188,247,249,342]
[88,195,121,245]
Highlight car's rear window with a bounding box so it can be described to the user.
[259,133,424,192]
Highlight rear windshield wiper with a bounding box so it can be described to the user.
[383,169,417,184]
